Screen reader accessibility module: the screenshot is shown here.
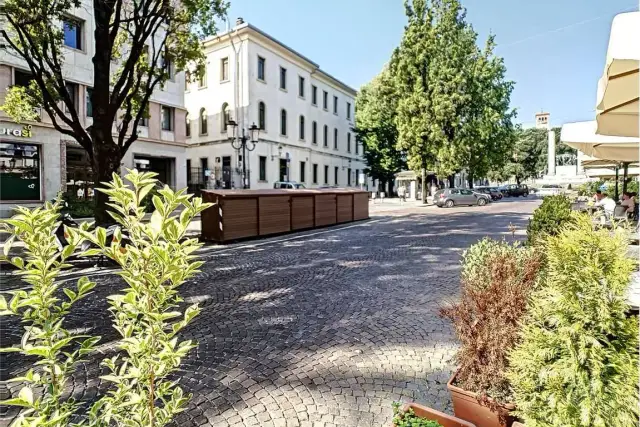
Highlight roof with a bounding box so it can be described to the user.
[203,22,357,97]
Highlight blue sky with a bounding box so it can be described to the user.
[223,0,637,128]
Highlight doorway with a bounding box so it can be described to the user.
[279,159,287,182]
[222,156,231,189]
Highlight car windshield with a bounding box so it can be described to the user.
[294,184,306,189]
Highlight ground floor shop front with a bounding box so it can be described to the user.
[0,120,187,218]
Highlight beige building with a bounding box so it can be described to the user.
[0,0,188,217]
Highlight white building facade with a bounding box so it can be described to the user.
[0,0,188,217]
[185,19,369,191]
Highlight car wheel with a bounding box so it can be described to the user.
[445,199,454,208]
[477,198,487,206]
[523,192,529,197]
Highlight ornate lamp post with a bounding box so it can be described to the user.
[227,120,260,189]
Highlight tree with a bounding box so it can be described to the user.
[392,0,515,192]
[1,0,228,223]
[505,127,548,184]
[355,67,406,194]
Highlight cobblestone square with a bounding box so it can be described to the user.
[1,198,539,426]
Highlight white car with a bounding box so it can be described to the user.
[537,185,563,197]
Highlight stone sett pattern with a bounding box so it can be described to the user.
[1,199,538,426]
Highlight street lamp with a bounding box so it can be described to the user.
[227,119,260,189]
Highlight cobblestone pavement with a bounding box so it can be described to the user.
[1,198,540,427]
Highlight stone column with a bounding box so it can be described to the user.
[547,129,556,176]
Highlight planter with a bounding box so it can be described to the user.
[394,403,476,427]
[512,423,525,427]
[447,371,515,427]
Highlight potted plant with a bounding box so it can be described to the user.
[440,238,542,427]
[507,216,639,426]
[392,402,475,427]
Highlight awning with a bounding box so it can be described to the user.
[581,159,639,168]
[561,120,639,162]
[595,11,639,137]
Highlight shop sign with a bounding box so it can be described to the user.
[0,125,33,138]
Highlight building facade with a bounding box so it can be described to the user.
[185,19,369,191]
[0,0,188,217]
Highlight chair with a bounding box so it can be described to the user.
[612,205,629,223]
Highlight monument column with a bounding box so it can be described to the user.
[547,129,556,176]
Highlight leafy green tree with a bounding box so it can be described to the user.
[355,67,406,194]
[508,216,639,426]
[526,195,574,246]
[0,0,228,223]
[500,127,548,184]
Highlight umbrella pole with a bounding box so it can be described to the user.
[614,166,619,201]
[622,162,629,195]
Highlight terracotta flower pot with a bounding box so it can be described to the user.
[447,371,516,427]
[394,403,476,427]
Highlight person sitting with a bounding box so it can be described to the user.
[594,192,616,217]
[594,190,604,202]
[621,192,635,215]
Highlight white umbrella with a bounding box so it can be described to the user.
[596,11,639,137]
[561,120,639,161]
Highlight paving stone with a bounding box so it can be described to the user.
[1,200,538,426]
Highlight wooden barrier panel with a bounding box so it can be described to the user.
[291,196,314,230]
[336,194,354,223]
[315,194,337,226]
[200,189,368,243]
[259,196,290,236]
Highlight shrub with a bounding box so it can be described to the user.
[392,403,442,427]
[440,239,542,407]
[79,170,212,425]
[62,193,96,218]
[526,195,574,245]
[0,200,99,425]
[507,216,639,426]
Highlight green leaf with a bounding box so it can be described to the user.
[10,257,24,269]
[63,288,77,302]
[3,235,15,257]
[18,386,33,405]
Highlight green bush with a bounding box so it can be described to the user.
[507,216,639,426]
[62,194,96,217]
[392,403,442,427]
[526,195,574,245]
[577,181,603,197]
[440,239,542,407]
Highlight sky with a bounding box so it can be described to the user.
[222,0,637,128]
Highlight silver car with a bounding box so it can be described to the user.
[434,188,491,207]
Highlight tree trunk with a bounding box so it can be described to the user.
[387,180,394,197]
[447,175,455,188]
[467,171,474,189]
[421,168,426,204]
[515,176,521,185]
[92,141,122,225]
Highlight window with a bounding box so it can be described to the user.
[333,128,338,149]
[280,109,287,136]
[64,82,78,112]
[162,53,175,80]
[298,76,305,98]
[161,106,174,131]
[333,96,338,114]
[312,164,318,184]
[323,91,328,109]
[258,102,266,130]
[323,125,328,147]
[198,65,207,88]
[324,165,329,184]
[0,143,41,201]
[185,71,190,91]
[300,161,306,183]
[14,69,33,88]
[355,139,359,154]
[355,169,359,186]
[221,57,229,81]
[312,121,317,144]
[86,88,93,117]
[140,115,148,127]
[299,115,305,140]
[347,102,351,120]
[334,166,339,185]
[280,67,287,90]
[221,103,229,132]
[348,168,352,186]
[347,132,351,152]
[63,18,82,50]
[200,108,207,134]
[257,56,265,81]
[311,85,317,105]
[259,156,267,181]
[186,113,191,137]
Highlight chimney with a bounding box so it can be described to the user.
[236,17,244,26]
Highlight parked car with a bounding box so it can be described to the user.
[501,184,529,197]
[537,184,563,197]
[475,187,503,200]
[434,188,492,207]
[273,181,306,189]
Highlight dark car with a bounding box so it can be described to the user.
[475,187,503,200]
[501,184,529,197]
[434,188,491,208]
